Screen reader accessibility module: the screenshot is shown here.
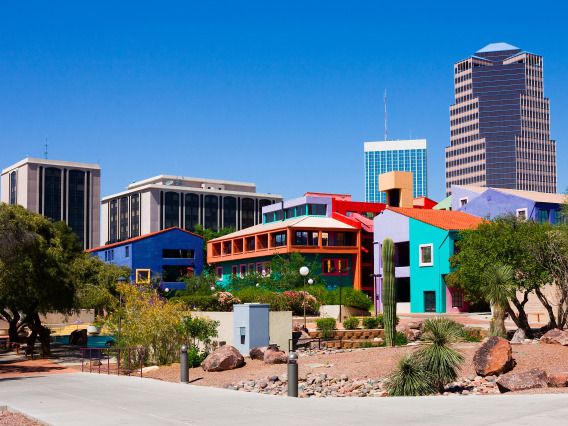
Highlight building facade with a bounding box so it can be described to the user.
[452,184,565,224]
[445,43,556,196]
[87,227,204,290]
[101,175,282,246]
[364,139,427,203]
[374,207,483,313]
[1,158,100,249]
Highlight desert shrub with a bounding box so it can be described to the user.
[395,332,408,346]
[187,346,209,368]
[342,317,360,330]
[283,290,319,315]
[362,316,381,329]
[414,317,464,391]
[384,354,438,397]
[315,317,336,338]
[369,313,400,328]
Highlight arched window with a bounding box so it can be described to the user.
[223,197,237,229]
[241,198,255,229]
[184,193,199,231]
[204,195,218,231]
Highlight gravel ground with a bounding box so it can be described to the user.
[143,342,568,396]
[0,411,40,425]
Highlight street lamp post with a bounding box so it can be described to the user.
[299,266,310,328]
[370,273,382,316]
[116,276,127,345]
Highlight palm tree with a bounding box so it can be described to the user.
[481,263,515,338]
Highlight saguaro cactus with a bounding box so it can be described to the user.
[382,237,396,347]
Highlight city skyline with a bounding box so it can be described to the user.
[1,2,567,204]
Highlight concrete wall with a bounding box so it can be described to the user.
[40,309,95,325]
[319,305,370,321]
[192,310,292,353]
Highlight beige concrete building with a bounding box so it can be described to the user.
[101,175,283,246]
[1,158,100,250]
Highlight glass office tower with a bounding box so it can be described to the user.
[364,139,428,203]
[445,43,556,196]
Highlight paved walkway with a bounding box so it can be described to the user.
[1,373,568,425]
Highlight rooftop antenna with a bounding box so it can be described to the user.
[384,89,387,141]
[44,134,48,159]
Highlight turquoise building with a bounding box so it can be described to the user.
[374,207,483,313]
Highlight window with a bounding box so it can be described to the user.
[451,291,463,308]
[125,246,130,258]
[216,267,223,280]
[274,232,286,247]
[204,195,218,231]
[555,210,565,224]
[163,265,193,282]
[264,212,274,224]
[223,197,237,229]
[242,198,255,228]
[9,171,16,204]
[240,264,247,277]
[308,204,327,216]
[248,263,255,273]
[256,262,271,276]
[184,193,199,231]
[119,196,128,240]
[322,259,349,275]
[136,269,150,284]
[109,200,118,243]
[274,210,284,221]
[162,249,195,258]
[164,192,180,229]
[321,232,328,246]
[419,244,433,267]
[538,209,549,223]
[231,265,238,275]
[459,198,468,207]
[395,242,410,267]
[516,208,528,220]
[130,194,140,237]
[44,167,62,222]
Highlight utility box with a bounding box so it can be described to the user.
[233,303,269,355]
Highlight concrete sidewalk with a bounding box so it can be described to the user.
[1,372,568,425]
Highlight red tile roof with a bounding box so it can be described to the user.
[387,207,485,231]
[86,227,202,252]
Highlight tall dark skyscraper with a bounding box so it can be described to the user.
[445,43,556,195]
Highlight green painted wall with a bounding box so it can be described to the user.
[215,252,354,289]
[409,219,455,313]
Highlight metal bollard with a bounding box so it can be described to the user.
[287,352,298,397]
[180,345,189,384]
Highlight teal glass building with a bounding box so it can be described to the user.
[364,139,428,203]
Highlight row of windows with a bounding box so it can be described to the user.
[451,101,478,116]
[446,142,485,158]
[264,203,327,224]
[446,164,485,178]
[220,258,350,280]
[450,112,478,127]
[450,123,478,137]
[455,83,472,94]
[446,153,485,169]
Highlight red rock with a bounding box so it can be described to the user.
[540,329,568,346]
[249,346,270,360]
[404,329,421,341]
[263,348,288,364]
[473,336,514,377]
[201,345,244,372]
[496,369,549,393]
[548,372,568,387]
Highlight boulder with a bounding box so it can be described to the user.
[540,329,568,346]
[496,369,548,393]
[201,345,244,372]
[250,346,271,360]
[292,322,309,333]
[404,329,421,342]
[406,321,424,330]
[510,329,526,344]
[263,348,288,364]
[548,372,568,387]
[473,336,514,377]
[69,329,88,346]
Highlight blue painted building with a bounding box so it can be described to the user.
[451,185,565,224]
[87,227,204,290]
[364,139,428,203]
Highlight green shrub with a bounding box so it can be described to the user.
[187,347,209,368]
[395,332,408,346]
[362,316,381,329]
[369,313,400,328]
[342,317,360,330]
[171,295,218,311]
[307,285,372,311]
[384,354,438,396]
[315,317,336,338]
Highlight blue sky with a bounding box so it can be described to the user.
[1,1,567,203]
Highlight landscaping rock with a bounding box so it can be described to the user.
[510,329,526,344]
[473,336,514,377]
[201,345,244,372]
[250,346,271,360]
[264,348,288,364]
[548,372,568,387]
[404,329,421,342]
[540,329,568,346]
[496,369,548,393]
[292,322,309,333]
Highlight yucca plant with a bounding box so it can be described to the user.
[384,353,437,397]
[481,263,515,338]
[414,317,465,392]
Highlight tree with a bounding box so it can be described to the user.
[191,224,235,266]
[481,264,515,337]
[0,203,81,354]
[447,215,568,336]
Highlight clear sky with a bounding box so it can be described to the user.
[1,1,567,203]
